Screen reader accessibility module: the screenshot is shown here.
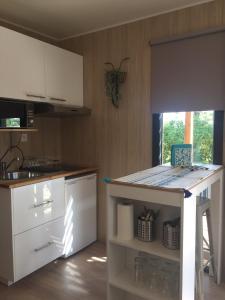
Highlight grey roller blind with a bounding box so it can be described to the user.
[151,31,225,113]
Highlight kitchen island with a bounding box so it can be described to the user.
[106,165,224,300]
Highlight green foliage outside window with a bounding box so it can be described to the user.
[162,111,213,164]
[162,120,184,163]
[192,112,213,164]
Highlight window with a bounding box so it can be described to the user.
[162,111,214,164]
[152,111,224,166]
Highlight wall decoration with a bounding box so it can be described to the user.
[104,57,130,108]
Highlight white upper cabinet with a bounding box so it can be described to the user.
[0,26,83,106]
[44,44,83,106]
[0,26,46,102]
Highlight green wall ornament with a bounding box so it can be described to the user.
[104,57,130,108]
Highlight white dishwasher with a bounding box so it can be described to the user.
[64,173,97,257]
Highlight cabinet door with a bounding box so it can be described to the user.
[14,217,64,282]
[44,43,83,106]
[12,178,65,235]
[64,174,97,257]
[0,26,46,102]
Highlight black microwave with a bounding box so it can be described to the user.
[0,100,34,128]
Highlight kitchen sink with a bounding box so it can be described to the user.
[0,171,44,181]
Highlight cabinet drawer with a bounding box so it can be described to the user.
[12,178,65,234]
[14,217,64,282]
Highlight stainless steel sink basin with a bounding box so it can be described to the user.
[0,171,44,181]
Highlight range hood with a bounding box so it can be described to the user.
[34,102,91,117]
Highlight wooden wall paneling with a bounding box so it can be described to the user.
[34,117,62,160]
[0,133,11,158]
[21,117,62,160]
[126,20,151,172]
[60,22,152,240]
[149,0,225,41]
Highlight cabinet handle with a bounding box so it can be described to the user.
[26,93,46,99]
[34,241,54,252]
[33,200,53,208]
[50,97,67,102]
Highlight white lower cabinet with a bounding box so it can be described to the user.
[0,174,97,285]
[14,217,64,281]
[0,178,66,285]
[12,178,65,235]
[64,174,97,257]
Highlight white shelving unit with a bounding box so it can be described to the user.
[109,237,180,262]
[107,165,224,300]
[110,270,171,300]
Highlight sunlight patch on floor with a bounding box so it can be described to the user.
[66,261,78,269]
[67,283,89,294]
[86,256,107,263]
[65,265,81,277]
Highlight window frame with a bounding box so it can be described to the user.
[152,111,224,166]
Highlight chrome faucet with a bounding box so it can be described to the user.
[0,146,24,172]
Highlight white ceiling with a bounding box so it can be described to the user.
[0,0,213,40]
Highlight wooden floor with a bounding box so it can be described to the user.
[0,242,107,300]
[0,242,224,300]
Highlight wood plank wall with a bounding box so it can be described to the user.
[59,22,152,241]
[59,0,225,242]
[18,117,62,160]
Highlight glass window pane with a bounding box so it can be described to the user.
[193,111,214,164]
[162,111,214,165]
[162,112,185,164]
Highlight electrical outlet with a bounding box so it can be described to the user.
[21,133,28,143]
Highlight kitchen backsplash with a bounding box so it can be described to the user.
[0,117,62,165]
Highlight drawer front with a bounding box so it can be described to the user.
[12,178,65,234]
[14,217,64,282]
